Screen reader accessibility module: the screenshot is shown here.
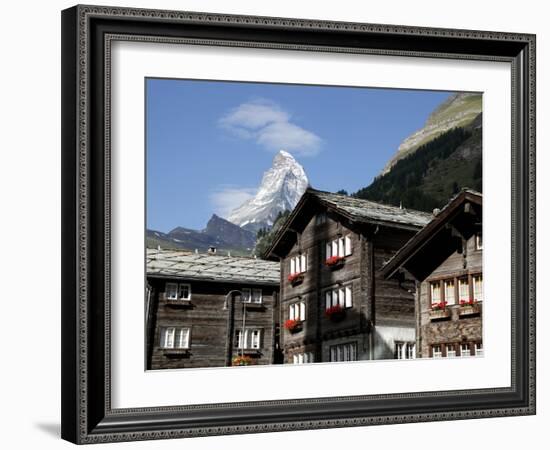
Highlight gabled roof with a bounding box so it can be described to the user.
[381,189,482,281]
[265,188,431,259]
[147,248,280,285]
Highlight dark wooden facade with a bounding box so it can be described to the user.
[382,189,483,359]
[266,189,431,363]
[146,250,280,370]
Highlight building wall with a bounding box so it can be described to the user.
[418,234,483,358]
[147,277,278,370]
[279,209,419,363]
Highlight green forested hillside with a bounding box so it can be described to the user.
[354,117,482,212]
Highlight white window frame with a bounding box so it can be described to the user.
[475,342,483,356]
[444,280,456,305]
[446,344,457,358]
[325,285,353,310]
[160,326,190,349]
[235,328,262,350]
[460,343,471,357]
[326,235,352,260]
[432,345,442,358]
[165,282,178,300]
[473,275,483,302]
[165,282,191,301]
[289,301,306,321]
[289,254,307,275]
[459,278,470,302]
[329,342,358,362]
[430,281,441,303]
[407,342,416,359]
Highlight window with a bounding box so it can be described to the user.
[475,232,483,250]
[460,343,471,357]
[289,301,306,321]
[235,328,262,350]
[325,235,352,259]
[325,285,352,310]
[473,275,483,302]
[446,344,457,358]
[242,288,262,303]
[444,280,456,305]
[430,281,441,303]
[475,342,483,356]
[289,254,307,275]
[329,342,357,362]
[159,327,190,349]
[315,212,327,225]
[459,278,470,302]
[431,345,442,358]
[395,342,416,359]
[165,282,191,301]
[292,352,315,364]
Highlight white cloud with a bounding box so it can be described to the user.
[209,186,256,218]
[218,99,322,157]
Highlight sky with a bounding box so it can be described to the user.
[146,78,452,232]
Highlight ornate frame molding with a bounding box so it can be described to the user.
[61,5,536,444]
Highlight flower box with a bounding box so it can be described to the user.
[324,255,345,269]
[232,355,255,366]
[429,304,450,320]
[325,304,345,322]
[287,272,304,286]
[459,300,481,317]
[284,319,303,333]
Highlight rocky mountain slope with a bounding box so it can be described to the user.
[146,214,256,256]
[227,150,309,233]
[381,92,482,175]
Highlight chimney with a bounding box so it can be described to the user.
[208,246,217,255]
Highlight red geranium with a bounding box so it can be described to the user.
[325,304,344,319]
[460,299,477,306]
[431,301,447,311]
[287,273,304,284]
[325,255,345,267]
[284,319,302,332]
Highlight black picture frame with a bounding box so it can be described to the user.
[61,4,536,444]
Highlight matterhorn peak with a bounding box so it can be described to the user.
[226,150,309,232]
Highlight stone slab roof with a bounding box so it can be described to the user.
[147,248,280,285]
[311,189,432,228]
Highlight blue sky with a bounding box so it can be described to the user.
[146,78,452,232]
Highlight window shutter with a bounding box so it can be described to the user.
[289,305,295,320]
[159,328,166,347]
[293,355,298,364]
[338,238,345,257]
[344,235,352,256]
[345,286,353,308]
[290,258,295,274]
[339,288,345,307]
[298,354,304,364]
[165,328,174,348]
[300,254,307,273]
[325,291,331,309]
[325,242,331,259]
[300,302,306,321]
[332,240,338,258]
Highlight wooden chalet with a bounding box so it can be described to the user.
[264,188,432,364]
[381,189,483,359]
[146,248,280,370]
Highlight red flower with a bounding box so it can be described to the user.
[431,301,447,310]
[284,319,302,332]
[324,255,345,267]
[287,273,304,284]
[232,355,254,366]
[325,304,344,317]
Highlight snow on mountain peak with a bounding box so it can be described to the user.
[226,150,309,232]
